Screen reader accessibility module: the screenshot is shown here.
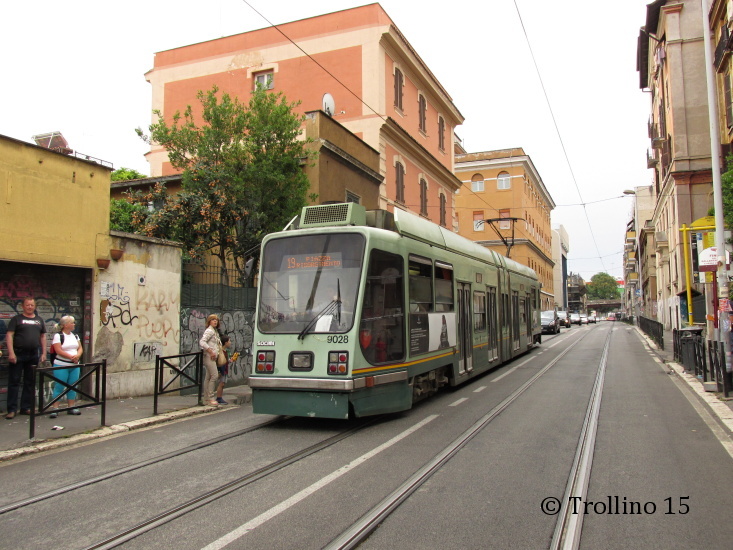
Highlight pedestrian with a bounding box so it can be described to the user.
[5,297,47,419]
[48,316,83,418]
[216,335,234,405]
[199,314,222,407]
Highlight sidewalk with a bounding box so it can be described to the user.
[0,384,252,461]
[642,326,733,429]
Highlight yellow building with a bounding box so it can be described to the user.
[454,148,556,310]
[0,134,184,401]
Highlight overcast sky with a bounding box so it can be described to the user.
[1,0,652,280]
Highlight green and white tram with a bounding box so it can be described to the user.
[250,203,541,419]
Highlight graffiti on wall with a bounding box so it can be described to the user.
[180,307,254,381]
[133,342,164,363]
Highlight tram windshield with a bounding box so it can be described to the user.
[258,233,365,334]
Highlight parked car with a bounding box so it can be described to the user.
[579,313,589,324]
[570,312,581,325]
[588,314,597,324]
[541,310,560,334]
[557,310,571,328]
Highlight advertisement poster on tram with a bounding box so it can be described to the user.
[409,312,456,354]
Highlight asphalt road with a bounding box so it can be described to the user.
[1,323,731,550]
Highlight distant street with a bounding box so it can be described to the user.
[1,322,731,550]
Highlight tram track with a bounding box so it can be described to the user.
[81,416,380,550]
[0,416,288,515]
[549,326,611,550]
[324,327,599,550]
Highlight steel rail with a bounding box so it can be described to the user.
[0,416,286,515]
[82,417,379,550]
[549,327,611,550]
[324,329,593,550]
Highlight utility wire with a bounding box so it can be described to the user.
[512,0,608,273]
[240,0,386,122]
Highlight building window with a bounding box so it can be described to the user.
[418,94,427,132]
[473,211,484,231]
[395,161,405,203]
[726,72,733,129]
[499,209,511,230]
[345,191,360,204]
[253,71,274,90]
[471,174,484,192]
[439,194,447,227]
[419,178,428,216]
[394,68,404,111]
[438,116,445,151]
[497,172,511,190]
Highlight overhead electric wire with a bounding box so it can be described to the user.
[512,0,608,273]
[240,0,619,275]
[240,0,386,122]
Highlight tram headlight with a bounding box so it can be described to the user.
[289,352,313,371]
[256,350,276,374]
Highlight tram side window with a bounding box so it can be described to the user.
[360,250,405,364]
[473,291,486,331]
[408,255,433,312]
[434,263,454,312]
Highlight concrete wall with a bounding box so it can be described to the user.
[92,232,183,398]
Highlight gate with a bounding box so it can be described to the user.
[179,262,257,393]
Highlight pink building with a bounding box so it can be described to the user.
[144,3,463,226]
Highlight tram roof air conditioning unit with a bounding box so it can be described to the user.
[299,202,366,228]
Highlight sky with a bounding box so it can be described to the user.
[0,0,652,281]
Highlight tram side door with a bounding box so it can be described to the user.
[457,282,473,374]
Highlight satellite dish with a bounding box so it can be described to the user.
[322,93,335,116]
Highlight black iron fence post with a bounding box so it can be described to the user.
[153,351,204,416]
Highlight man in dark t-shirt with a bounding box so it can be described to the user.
[5,297,47,419]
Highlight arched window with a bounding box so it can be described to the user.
[497,172,511,190]
[418,94,427,132]
[438,116,445,151]
[471,174,484,192]
[394,68,404,110]
[419,178,428,215]
[395,162,405,203]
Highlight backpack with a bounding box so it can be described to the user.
[49,332,80,364]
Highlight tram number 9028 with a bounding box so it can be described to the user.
[327,335,349,344]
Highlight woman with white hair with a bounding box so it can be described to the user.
[49,315,83,418]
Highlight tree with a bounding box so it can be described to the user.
[134,85,315,284]
[111,167,147,181]
[110,197,147,232]
[586,272,620,300]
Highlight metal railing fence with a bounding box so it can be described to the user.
[153,351,203,415]
[34,361,107,440]
[672,330,731,398]
[639,316,664,350]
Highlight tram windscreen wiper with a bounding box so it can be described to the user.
[298,279,342,340]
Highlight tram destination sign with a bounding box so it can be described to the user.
[284,253,342,271]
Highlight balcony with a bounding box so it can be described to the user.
[647,148,658,168]
[626,231,636,243]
